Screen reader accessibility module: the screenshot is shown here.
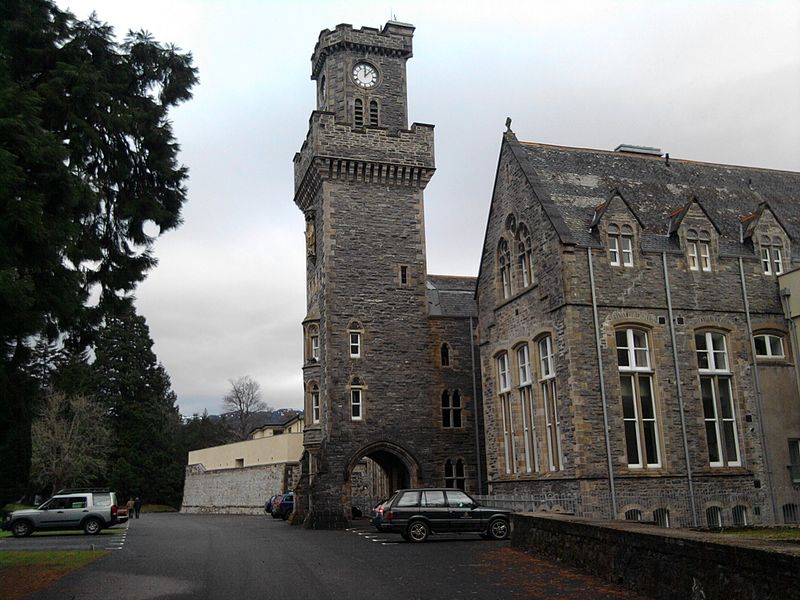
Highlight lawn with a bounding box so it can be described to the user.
[719,527,800,542]
[0,550,108,600]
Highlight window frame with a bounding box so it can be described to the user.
[444,459,466,490]
[349,331,362,358]
[696,331,741,467]
[686,229,712,272]
[616,327,661,469]
[350,384,363,421]
[538,335,563,472]
[608,224,634,268]
[517,225,534,288]
[498,238,512,299]
[441,390,463,429]
[754,333,785,359]
[310,383,320,424]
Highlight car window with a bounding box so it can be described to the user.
[445,490,473,508]
[395,491,419,507]
[68,497,87,509]
[47,498,70,510]
[93,493,112,507]
[421,491,446,508]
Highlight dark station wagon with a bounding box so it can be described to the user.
[379,488,512,542]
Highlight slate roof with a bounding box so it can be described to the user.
[508,136,800,257]
[427,275,477,317]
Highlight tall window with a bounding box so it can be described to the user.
[349,330,361,358]
[310,383,320,424]
[616,328,660,468]
[442,390,462,428]
[686,229,711,272]
[706,506,723,528]
[754,333,785,359]
[308,325,320,361]
[517,344,538,472]
[538,336,562,471]
[440,343,450,367]
[498,239,511,299]
[354,98,364,126]
[497,353,516,474]
[444,459,466,490]
[760,236,784,275]
[789,439,800,484]
[696,331,741,467]
[369,99,379,126]
[608,224,634,267]
[517,225,533,288]
[350,379,363,421]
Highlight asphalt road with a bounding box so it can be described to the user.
[16,513,650,599]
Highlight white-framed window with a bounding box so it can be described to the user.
[500,392,517,474]
[441,390,462,428]
[616,327,660,468]
[608,223,634,267]
[696,331,741,467]
[517,344,538,473]
[311,334,319,360]
[517,224,534,288]
[498,239,511,299]
[349,331,361,358]
[310,384,320,424]
[497,352,511,392]
[350,379,363,421]
[754,333,785,359]
[686,229,712,272]
[538,335,562,471]
[760,236,784,275]
[444,459,466,490]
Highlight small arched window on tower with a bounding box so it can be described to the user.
[354,98,364,127]
[440,343,450,367]
[369,100,379,126]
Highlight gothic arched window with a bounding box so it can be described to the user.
[498,238,511,299]
[517,224,533,287]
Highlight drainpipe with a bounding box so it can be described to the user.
[662,252,698,527]
[588,247,618,518]
[469,316,484,493]
[739,257,778,523]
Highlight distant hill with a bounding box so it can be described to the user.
[207,408,301,431]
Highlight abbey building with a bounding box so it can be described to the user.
[292,21,800,528]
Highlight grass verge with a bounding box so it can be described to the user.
[0,550,108,600]
[719,527,800,542]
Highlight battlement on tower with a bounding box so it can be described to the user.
[311,21,414,78]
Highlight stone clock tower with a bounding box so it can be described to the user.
[292,21,481,528]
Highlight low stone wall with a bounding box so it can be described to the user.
[181,462,299,515]
[511,513,800,600]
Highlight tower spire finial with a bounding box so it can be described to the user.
[505,117,513,133]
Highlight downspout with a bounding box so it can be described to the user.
[469,316,484,493]
[662,252,698,527]
[739,257,778,522]
[588,247,617,517]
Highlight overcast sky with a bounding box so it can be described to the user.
[57,0,800,417]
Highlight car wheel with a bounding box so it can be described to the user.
[271,511,281,519]
[487,518,509,540]
[282,511,290,521]
[83,517,103,535]
[11,520,33,538]
[407,520,429,543]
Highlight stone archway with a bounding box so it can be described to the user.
[344,441,421,516]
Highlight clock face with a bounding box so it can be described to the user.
[352,62,378,89]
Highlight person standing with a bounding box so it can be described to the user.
[133,497,142,519]
[126,497,135,519]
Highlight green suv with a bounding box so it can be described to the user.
[2,488,125,537]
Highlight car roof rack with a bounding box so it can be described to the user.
[55,488,112,494]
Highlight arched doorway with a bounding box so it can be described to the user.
[345,441,420,517]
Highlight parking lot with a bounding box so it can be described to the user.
[0,522,128,552]
[12,513,650,599]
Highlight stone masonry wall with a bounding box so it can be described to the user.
[512,513,800,600]
[181,463,299,515]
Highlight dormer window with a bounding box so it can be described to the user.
[760,236,784,275]
[608,224,633,267]
[686,229,711,272]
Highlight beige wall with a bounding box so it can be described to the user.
[188,432,304,470]
[250,417,304,439]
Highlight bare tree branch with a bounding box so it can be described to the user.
[222,375,269,440]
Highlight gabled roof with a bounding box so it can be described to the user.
[589,188,645,230]
[741,201,790,241]
[427,275,477,317]
[507,136,800,252]
[667,196,721,236]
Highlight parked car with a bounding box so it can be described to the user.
[2,488,125,537]
[371,498,390,531]
[379,488,512,542]
[265,495,279,515]
[271,492,294,520]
